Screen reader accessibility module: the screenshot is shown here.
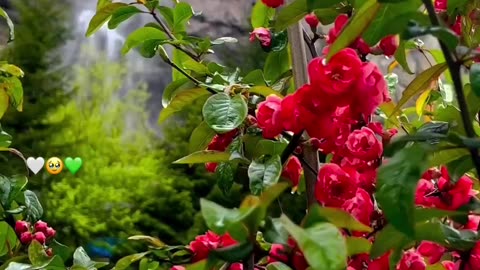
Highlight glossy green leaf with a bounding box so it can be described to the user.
[0,89,9,119]
[470,63,480,97]
[346,237,372,256]
[389,63,448,118]
[264,47,290,83]
[182,60,209,75]
[404,24,459,51]
[326,0,381,61]
[0,7,14,42]
[274,0,308,31]
[72,247,96,269]
[307,0,342,10]
[108,6,143,29]
[189,121,217,153]
[28,240,51,267]
[302,205,373,232]
[173,150,231,164]
[394,40,414,74]
[429,148,469,167]
[128,235,165,247]
[122,26,168,54]
[216,162,235,195]
[24,190,43,222]
[159,88,210,123]
[115,252,151,270]
[313,8,342,25]
[253,140,288,157]
[172,2,194,33]
[209,242,254,262]
[202,93,248,134]
[251,1,275,28]
[280,215,347,270]
[0,64,24,77]
[264,217,289,245]
[376,144,429,237]
[248,155,282,195]
[243,70,266,86]
[370,225,410,259]
[249,86,283,98]
[0,222,17,257]
[85,3,127,36]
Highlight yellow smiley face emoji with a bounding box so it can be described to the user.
[45,157,63,175]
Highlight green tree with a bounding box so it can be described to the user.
[43,48,197,258]
[0,0,70,178]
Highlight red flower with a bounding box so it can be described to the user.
[305,13,319,29]
[171,267,186,270]
[415,179,436,207]
[281,156,303,187]
[261,0,284,8]
[379,35,400,57]
[229,263,243,270]
[397,250,426,270]
[34,232,46,245]
[249,27,272,47]
[20,232,33,245]
[433,175,477,210]
[451,16,462,36]
[417,241,446,264]
[205,130,238,172]
[368,252,390,270]
[189,231,237,262]
[345,127,383,161]
[315,164,359,207]
[353,62,390,116]
[465,215,480,231]
[15,221,29,234]
[342,188,374,226]
[292,250,309,270]
[308,48,363,105]
[441,261,455,270]
[34,220,48,233]
[279,93,304,134]
[256,95,283,139]
[327,14,371,54]
[267,244,289,264]
[464,242,480,270]
[434,0,447,12]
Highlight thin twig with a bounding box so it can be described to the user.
[165,59,216,94]
[422,0,480,178]
[281,133,303,164]
[303,30,318,58]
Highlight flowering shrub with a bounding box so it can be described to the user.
[3,0,480,269]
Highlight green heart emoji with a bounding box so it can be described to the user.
[64,157,82,175]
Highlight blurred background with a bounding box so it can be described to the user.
[0,0,272,260]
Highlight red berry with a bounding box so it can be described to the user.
[33,232,46,245]
[34,220,48,233]
[20,232,33,245]
[15,221,29,234]
[45,227,56,239]
[305,13,319,29]
[379,35,399,57]
[205,162,218,173]
[46,248,53,257]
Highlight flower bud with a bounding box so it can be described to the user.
[20,232,33,245]
[261,0,284,8]
[249,27,272,48]
[15,220,29,234]
[33,232,46,245]
[379,35,399,57]
[45,227,56,239]
[34,220,48,233]
[305,13,319,29]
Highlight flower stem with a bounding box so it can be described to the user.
[422,0,480,177]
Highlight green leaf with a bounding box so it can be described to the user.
[248,155,283,195]
[209,242,254,263]
[447,0,468,15]
[251,1,275,28]
[49,240,73,262]
[0,222,17,257]
[72,247,96,269]
[182,60,209,75]
[243,70,266,86]
[307,0,342,10]
[0,7,14,42]
[200,199,241,234]
[28,240,51,267]
[249,86,283,98]
[159,88,210,123]
[389,63,448,118]
[264,47,290,83]
[0,89,9,119]
[429,148,469,167]
[376,144,429,237]
[173,150,231,164]
[24,190,43,222]
[85,3,127,37]
[253,140,288,157]
[326,0,381,61]
[464,84,480,118]
[302,205,373,233]
[202,93,248,134]
[115,252,151,270]
[280,215,347,270]
[122,26,168,54]
[0,64,24,77]
[108,6,143,29]
[216,163,235,195]
[313,8,342,25]
[267,262,293,270]
[394,40,414,74]
[274,0,309,31]
[173,2,194,33]
[162,78,194,107]
[404,24,459,51]
[211,37,238,45]
[264,217,289,245]
[0,76,23,112]
[470,63,480,97]
[5,263,31,270]
[189,122,217,153]
[362,0,424,45]
[346,237,372,256]
[158,6,174,28]
[128,235,165,247]
[370,225,410,259]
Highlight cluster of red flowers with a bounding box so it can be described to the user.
[15,220,56,256]
[204,129,238,173]
[434,0,462,36]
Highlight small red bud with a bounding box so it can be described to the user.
[20,232,33,245]
[305,13,319,29]
[205,163,218,173]
[34,220,48,233]
[46,248,53,257]
[45,227,56,239]
[15,221,29,234]
[33,232,46,245]
[379,35,399,57]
